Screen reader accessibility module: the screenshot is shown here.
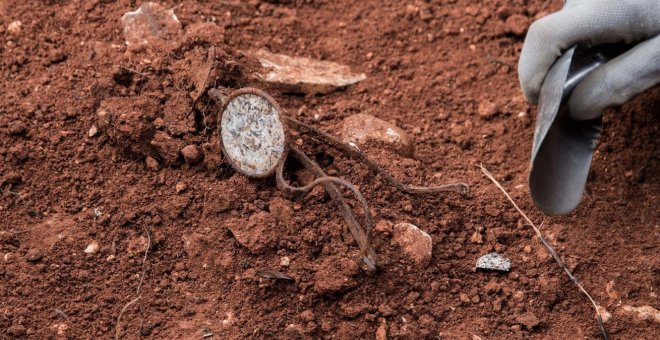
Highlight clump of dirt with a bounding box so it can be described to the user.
[0,1,658,339]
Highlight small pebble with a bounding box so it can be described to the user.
[280,256,290,267]
[596,305,611,323]
[84,241,99,254]
[7,21,22,35]
[470,231,483,244]
[476,252,511,272]
[477,100,498,119]
[175,182,187,193]
[375,320,387,340]
[504,14,530,36]
[145,156,159,171]
[25,249,42,262]
[516,312,540,329]
[374,220,393,234]
[392,222,433,268]
[181,144,203,165]
[88,125,98,138]
[459,293,470,303]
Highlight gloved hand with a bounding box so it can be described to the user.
[518,0,660,120]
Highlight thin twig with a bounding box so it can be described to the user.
[136,225,151,335]
[477,164,608,340]
[115,297,141,340]
[54,308,68,319]
[286,117,469,194]
[137,225,151,295]
[114,226,151,339]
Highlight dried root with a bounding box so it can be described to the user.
[286,116,469,194]
[277,146,377,272]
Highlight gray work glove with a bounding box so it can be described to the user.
[519,0,660,120]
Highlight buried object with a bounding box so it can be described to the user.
[218,88,468,273]
[529,44,628,215]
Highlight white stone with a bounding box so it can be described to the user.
[88,125,98,138]
[620,305,660,324]
[84,241,99,254]
[7,21,22,35]
[121,2,181,47]
[251,49,366,95]
[391,222,432,268]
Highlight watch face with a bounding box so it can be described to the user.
[220,89,288,178]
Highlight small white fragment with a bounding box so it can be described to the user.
[621,305,660,324]
[88,125,98,138]
[280,256,291,267]
[221,311,236,328]
[7,21,22,35]
[84,241,99,254]
[251,49,366,95]
[476,252,511,272]
[596,305,612,323]
[120,2,181,47]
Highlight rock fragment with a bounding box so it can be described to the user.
[596,305,612,323]
[374,220,393,234]
[391,222,433,268]
[375,320,388,340]
[476,252,511,272]
[201,136,223,170]
[477,100,498,119]
[7,21,22,35]
[84,241,99,254]
[181,144,203,165]
[25,248,42,262]
[339,114,414,157]
[227,212,278,253]
[620,305,660,324]
[175,182,187,193]
[88,125,99,138]
[145,156,159,171]
[515,312,540,329]
[7,120,27,135]
[313,256,359,294]
[150,131,184,165]
[504,14,530,36]
[251,49,366,95]
[121,2,181,48]
[470,231,483,244]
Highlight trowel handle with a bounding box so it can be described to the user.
[562,43,630,96]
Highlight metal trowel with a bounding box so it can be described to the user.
[529,44,628,215]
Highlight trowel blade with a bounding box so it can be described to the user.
[529,47,603,215]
